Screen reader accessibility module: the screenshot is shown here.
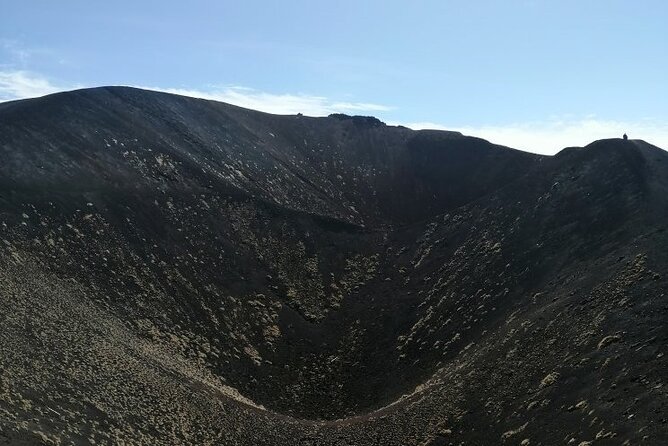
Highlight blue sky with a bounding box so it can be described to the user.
[1,1,666,153]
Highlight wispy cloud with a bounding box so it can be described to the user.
[403,118,668,154]
[0,39,32,67]
[147,86,393,116]
[0,70,64,101]
[0,74,393,116]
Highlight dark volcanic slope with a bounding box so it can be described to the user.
[0,87,666,445]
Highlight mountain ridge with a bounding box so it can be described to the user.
[0,87,666,445]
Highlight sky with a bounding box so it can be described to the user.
[1,0,666,154]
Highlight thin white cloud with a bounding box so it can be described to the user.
[0,71,392,116]
[147,85,393,116]
[0,40,31,66]
[0,73,393,116]
[0,70,63,101]
[403,118,668,154]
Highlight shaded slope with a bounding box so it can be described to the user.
[0,88,666,445]
[0,87,543,420]
[0,86,540,227]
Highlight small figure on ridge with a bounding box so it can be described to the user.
[623,133,628,140]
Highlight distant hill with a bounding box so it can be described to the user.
[0,87,666,445]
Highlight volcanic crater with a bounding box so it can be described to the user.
[0,87,666,445]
